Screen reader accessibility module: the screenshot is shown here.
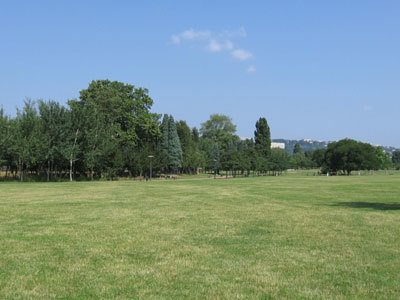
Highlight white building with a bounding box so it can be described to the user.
[240,138,286,150]
[271,142,285,150]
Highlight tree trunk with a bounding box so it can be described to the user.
[69,128,79,182]
[47,160,50,182]
[90,168,94,181]
[19,159,23,182]
[69,159,73,182]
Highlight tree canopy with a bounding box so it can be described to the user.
[254,117,271,158]
[200,114,237,150]
[0,80,397,181]
[324,139,379,175]
[161,114,183,172]
[293,142,302,154]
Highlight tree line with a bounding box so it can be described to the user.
[0,80,398,181]
[295,140,397,174]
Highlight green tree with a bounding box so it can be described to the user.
[311,149,326,168]
[254,117,271,158]
[392,150,400,164]
[293,142,302,154]
[221,146,240,177]
[62,101,85,181]
[38,100,68,181]
[270,148,290,174]
[237,140,251,175]
[200,114,237,150]
[161,114,182,172]
[176,121,204,174]
[291,152,312,169]
[80,102,108,180]
[375,147,392,169]
[324,139,379,175]
[190,127,205,173]
[13,100,42,181]
[192,127,200,144]
[200,114,239,174]
[199,138,219,172]
[77,80,160,179]
[0,108,11,170]
[176,120,192,172]
[255,153,269,174]
[244,139,257,175]
[168,115,183,172]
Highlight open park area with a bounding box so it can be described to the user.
[1,173,399,299]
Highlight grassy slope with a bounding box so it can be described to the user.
[0,175,399,299]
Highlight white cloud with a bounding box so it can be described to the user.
[207,39,222,52]
[181,29,211,40]
[171,35,180,44]
[206,39,234,52]
[170,28,255,71]
[170,29,211,45]
[363,105,374,111]
[224,40,234,50]
[222,27,247,38]
[232,49,253,61]
[247,65,256,73]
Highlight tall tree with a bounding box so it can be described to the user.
[192,127,200,144]
[375,147,392,169]
[311,149,326,168]
[200,114,237,150]
[269,148,291,174]
[13,100,42,181]
[168,115,183,171]
[77,80,160,178]
[237,139,251,175]
[161,114,182,172]
[38,100,67,181]
[0,108,11,170]
[293,142,302,154]
[175,122,205,174]
[392,150,400,164]
[254,117,271,157]
[199,138,219,171]
[62,100,85,181]
[82,103,108,180]
[176,120,191,159]
[176,120,194,173]
[291,152,312,169]
[161,114,170,165]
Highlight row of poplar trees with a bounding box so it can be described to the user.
[0,80,282,181]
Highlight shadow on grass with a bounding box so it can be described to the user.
[333,202,400,210]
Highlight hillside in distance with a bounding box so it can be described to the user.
[272,139,398,154]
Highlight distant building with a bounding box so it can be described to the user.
[271,142,285,150]
[240,137,285,150]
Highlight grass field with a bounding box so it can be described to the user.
[1,174,400,299]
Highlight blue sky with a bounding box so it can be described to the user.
[1,1,399,147]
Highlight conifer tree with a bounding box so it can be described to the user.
[254,117,271,157]
[160,114,182,172]
[161,114,169,158]
[167,115,182,171]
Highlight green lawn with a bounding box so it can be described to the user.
[1,174,400,299]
